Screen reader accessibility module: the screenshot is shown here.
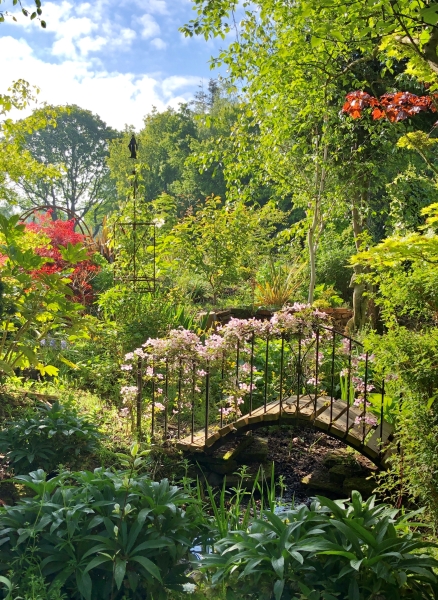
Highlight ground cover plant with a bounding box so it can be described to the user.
[198,491,438,600]
[0,465,437,600]
[0,444,202,600]
[0,400,101,474]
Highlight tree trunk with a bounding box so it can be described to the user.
[307,213,318,304]
[307,136,327,304]
[347,194,369,333]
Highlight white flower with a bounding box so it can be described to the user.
[182,583,196,594]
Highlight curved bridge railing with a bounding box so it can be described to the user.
[121,307,395,466]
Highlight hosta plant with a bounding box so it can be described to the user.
[0,401,101,474]
[0,445,202,599]
[199,491,438,600]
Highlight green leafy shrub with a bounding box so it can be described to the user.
[199,492,438,600]
[0,461,202,599]
[364,328,438,523]
[0,401,101,474]
[60,316,125,401]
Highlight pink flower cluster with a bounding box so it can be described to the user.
[118,306,337,423]
[354,415,378,427]
[121,306,330,372]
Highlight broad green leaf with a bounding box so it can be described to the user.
[130,555,162,582]
[271,555,284,579]
[273,579,284,600]
[114,559,127,589]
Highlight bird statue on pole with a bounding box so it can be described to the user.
[128,134,138,159]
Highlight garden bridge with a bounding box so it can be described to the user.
[176,394,394,467]
[129,313,396,468]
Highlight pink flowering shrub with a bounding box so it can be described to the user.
[119,305,382,434]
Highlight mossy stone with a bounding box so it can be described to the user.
[237,437,269,464]
[301,471,343,496]
[323,449,355,469]
[222,435,254,461]
[194,455,238,474]
[329,462,363,485]
[329,465,349,485]
[343,476,377,499]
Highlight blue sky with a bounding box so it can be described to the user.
[0,0,230,129]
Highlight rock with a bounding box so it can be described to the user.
[237,437,269,464]
[343,476,377,499]
[323,449,361,472]
[329,463,363,485]
[329,465,349,485]
[222,435,254,461]
[210,460,238,475]
[194,455,238,474]
[206,471,223,487]
[301,470,344,496]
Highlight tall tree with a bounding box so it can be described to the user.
[16,105,118,226]
[108,100,233,216]
[0,80,59,206]
[184,0,438,83]
[182,0,437,326]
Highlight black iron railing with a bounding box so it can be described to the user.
[121,314,392,458]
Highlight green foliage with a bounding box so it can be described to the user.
[97,290,204,352]
[107,96,234,216]
[183,0,438,86]
[0,0,46,28]
[58,316,124,400]
[16,105,118,224]
[386,166,438,233]
[0,214,87,378]
[170,197,284,303]
[181,0,421,308]
[0,81,59,204]
[1,571,66,600]
[364,328,438,402]
[199,492,438,600]
[315,229,355,302]
[353,202,438,327]
[0,401,101,473]
[312,284,344,309]
[196,464,280,544]
[0,457,201,599]
[255,261,306,309]
[364,328,438,522]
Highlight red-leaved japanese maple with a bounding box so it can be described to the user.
[25,210,99,305]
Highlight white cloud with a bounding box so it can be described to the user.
[147,0,169,15]
[139,13,160,39]
[0,36,197,130]
[18,1,137,59]
[150,37,167,50]
[129,0,172,12]
[161,75,200,97]
[77,35,107,56]
[113,28,137,46]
